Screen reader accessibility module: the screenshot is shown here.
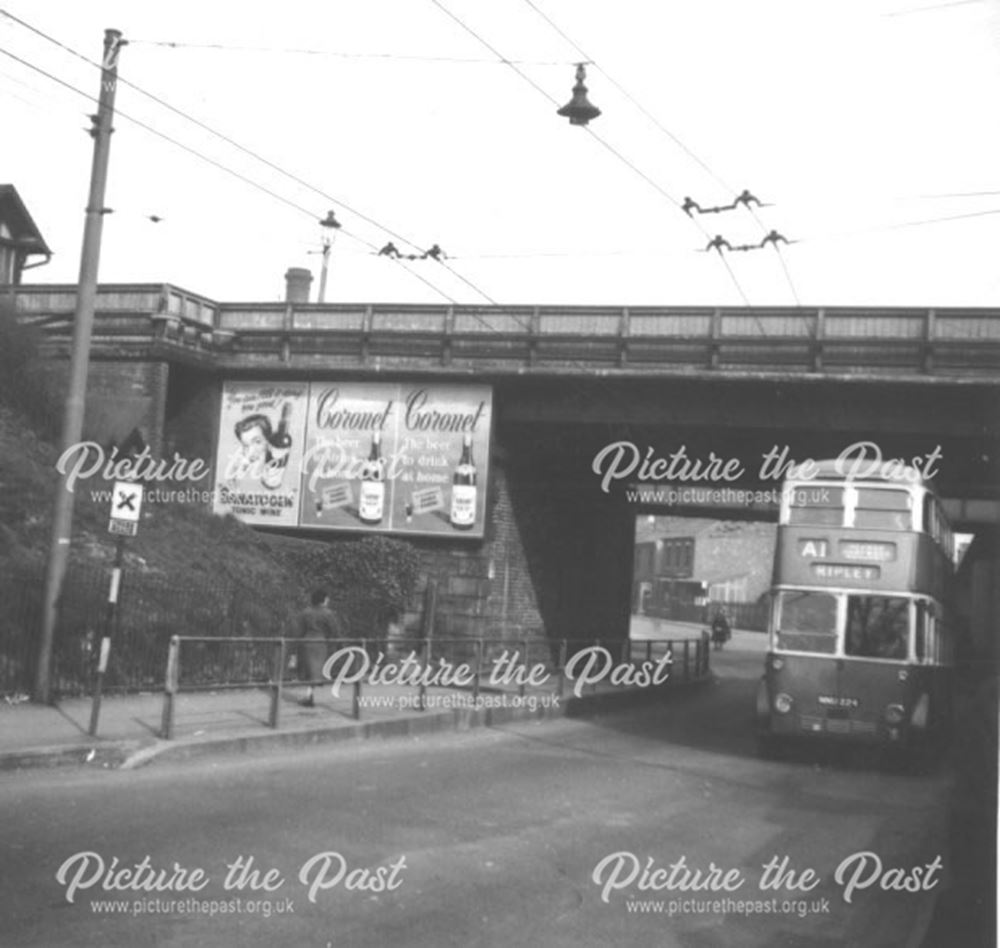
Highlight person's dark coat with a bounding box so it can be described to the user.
[295,603,339,682]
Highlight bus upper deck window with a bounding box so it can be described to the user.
[845,596,909,660]
[854,488,912,530]
[776,591,837,654]
[786,486,845,526]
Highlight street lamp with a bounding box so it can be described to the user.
[557,63,601,127]
[317,210,341,303]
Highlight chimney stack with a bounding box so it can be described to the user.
[284,267,312,303]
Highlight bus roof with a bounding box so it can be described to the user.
[790,459,937,488]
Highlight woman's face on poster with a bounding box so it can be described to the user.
[238,421,270,463]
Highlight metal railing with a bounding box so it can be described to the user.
[0,560,300,698]
[11,285,1000,377]
[159,633,711,740]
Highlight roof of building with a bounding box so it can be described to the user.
[0,185,52,255]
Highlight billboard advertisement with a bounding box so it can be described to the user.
[213,382,310,527]
[213,381,492,538]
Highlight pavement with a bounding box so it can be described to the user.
[0,627,727,772]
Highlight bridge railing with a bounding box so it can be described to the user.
[10,285,1000,375]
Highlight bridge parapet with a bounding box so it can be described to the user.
[9,284,1000,379]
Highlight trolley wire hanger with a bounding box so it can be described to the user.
[376,241,447,261]
[703,230,793,254]
[683,189,773,217]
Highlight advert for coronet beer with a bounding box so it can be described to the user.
[3,4,997,948]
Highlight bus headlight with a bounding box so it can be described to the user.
[897,668,909,682]
[770,656,784,671]
[774,693,793,714]
[884,703,906,725]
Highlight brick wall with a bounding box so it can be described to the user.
[37,357,170,454]
[365,431,635,656]
[402,462,545,645]
[162,366,220,470]
[693,521,776,603]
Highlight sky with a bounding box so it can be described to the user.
[3,0,1000,308]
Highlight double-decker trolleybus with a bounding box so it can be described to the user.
[755,460,956,755]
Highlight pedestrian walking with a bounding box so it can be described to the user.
[711,609,731,650]
[293,589,340,707]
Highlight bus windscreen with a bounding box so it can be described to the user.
[845,595,909,659]
[775,590,837,654]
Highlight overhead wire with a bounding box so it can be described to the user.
[917,189,1000,199]
[798,206,1000,242]
[129,38,574,65]
[520,0,802,307]
[519,0,736,196]
[2,4,870,484]
[0,43,464,305]
[427,0,763,317]
[0,8,497,305]
[0,61,87,118]
[425,0,775,457]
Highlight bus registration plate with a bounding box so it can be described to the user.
[818,695,860,709]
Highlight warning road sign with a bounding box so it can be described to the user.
[108,482,144,535]
[111,482,143,520]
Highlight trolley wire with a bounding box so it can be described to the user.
[128,38,574,66]
[519,0,802,307]
[428,0,765,316]
[520,0,736,196]
[0,8,498,305]
[0,43,466,305]
[798,206,1000,242]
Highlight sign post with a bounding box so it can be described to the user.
[89,482,143,737]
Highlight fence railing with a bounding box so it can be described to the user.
[159,633,711,740]
[13,285,1000,376]
[0,560,299,698]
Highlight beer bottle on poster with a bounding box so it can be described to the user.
[262,402,293,490]
[450,433,477,530]
[359,431,385,524]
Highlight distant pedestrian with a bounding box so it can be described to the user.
[711,609,731,650]
[293,589,339,707]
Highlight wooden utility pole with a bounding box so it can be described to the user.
[35,29,125,703]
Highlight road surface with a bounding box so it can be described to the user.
[1,636,952,947]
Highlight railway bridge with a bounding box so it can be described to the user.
[10,282,1000,647]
